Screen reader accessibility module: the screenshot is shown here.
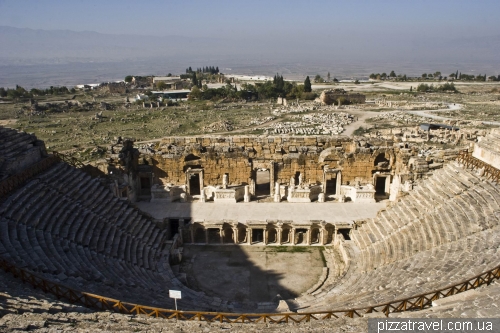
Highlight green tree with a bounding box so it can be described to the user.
[389,70,396,78]
[192,72,198,87]
[189,86,202,100]
[304,76,312,92]
[157,82,167,90]
[381,73,387,79]
[314,74,323,83]
[327,72,331,82]
[124,75,133,83]
[422,73,427,79]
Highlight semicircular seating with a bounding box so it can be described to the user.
[293,161,500,312]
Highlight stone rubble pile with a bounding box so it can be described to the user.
[369,111,428,123]
[202,120,234,132]
[259,112,354,135]
[249,116,275,126]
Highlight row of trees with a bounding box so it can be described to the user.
[421,71,441,79]
[369,71,405,80]
[188,75,317,101]
[416,82,458,93]
[450,72,488,81]
[185,66,219,74]
[0,85,75,100]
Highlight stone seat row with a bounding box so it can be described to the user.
[0,162,190,307]
[294,163,500,311]
[0,130,38,157]
[0,179,164,270]
[0,216,179,307]
[0,268,92,317]
[353,192,490,270]
[0,163,169,262]
[36,163,164,247]
[390,280,500,318]
[298,226,500,312]
[352,163,498,258]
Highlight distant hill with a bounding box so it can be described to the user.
[0,26,499,88]
[2,25,500,66]
[0,26,231,65]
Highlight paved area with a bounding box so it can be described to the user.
[180,245,324,302]
[136,201,386,223]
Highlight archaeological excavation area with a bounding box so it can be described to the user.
[0,125,500,323]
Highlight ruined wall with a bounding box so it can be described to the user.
[138,136,397,188]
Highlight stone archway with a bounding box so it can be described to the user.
[267,228,277,244]
[223,227,234,244]
[310,228,320,244]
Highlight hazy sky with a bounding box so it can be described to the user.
[1,0,498,40]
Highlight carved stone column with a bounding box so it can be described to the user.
[247,228,252,245]
[219,228,224,244]
[336,171,342,198]
[291,228,296,245]
[277,228,282,245]
[319,228,325,245]
[233,228,239,244]
[244,185,251,202]
[274,182,281,202]
[264,229,268,245]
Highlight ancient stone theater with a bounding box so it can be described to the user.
[0,126,500,328]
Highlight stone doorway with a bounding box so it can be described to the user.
[322,168,341,201]
[140,176,151,196]
[223,228,234,244]
[375,176,386,194]
[194,228,205,243]
[338,228,351,241]
[252,229,264,243]
[207,229,221,244]
[295,228,308,244]
[255,169,270,197]
[325,177,337,195]
[310,228,320,244]
[188,173,201,195]
[169,219,179,240]
[373,174,390,200]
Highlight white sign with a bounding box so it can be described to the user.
[169,290,182,299]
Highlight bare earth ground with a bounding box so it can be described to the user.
[0,81,499,159]
[179,245,324,302]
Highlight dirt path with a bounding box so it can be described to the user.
[342,110,380,136]
[0,119,18,126]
